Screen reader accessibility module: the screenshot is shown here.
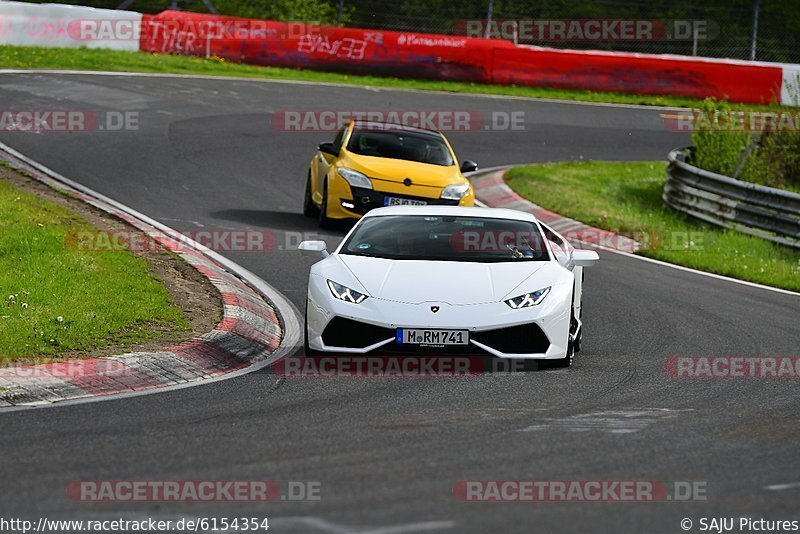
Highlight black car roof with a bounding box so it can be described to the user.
[351,120,442,136]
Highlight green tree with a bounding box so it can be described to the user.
[213,0,339,23]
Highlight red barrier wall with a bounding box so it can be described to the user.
[139,11,785,105]
[492,46,784,104]
[140,11,501,83]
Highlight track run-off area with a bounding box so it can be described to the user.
[1,72,799,533]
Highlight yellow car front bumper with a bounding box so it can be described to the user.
[325,175,475,220]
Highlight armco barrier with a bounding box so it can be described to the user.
[0,1,141,51]
[1,2,798,105]
[664,147,800,248]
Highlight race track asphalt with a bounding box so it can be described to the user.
[1,73,798,533]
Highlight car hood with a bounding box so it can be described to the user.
[338,255,549,305]
[342,152,463,187]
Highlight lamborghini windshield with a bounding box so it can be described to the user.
[340,215,550,262]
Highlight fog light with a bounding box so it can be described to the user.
[341,201,355,209]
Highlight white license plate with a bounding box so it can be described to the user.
[396,328,469,345]
[384,196,427,206]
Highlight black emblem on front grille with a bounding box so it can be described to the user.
[403,178,413,186]
[430,306,440,313]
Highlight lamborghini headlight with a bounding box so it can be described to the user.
[337,167,373,190]
[504,287,550,309]
[327,280,368,304]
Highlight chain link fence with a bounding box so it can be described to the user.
[14,0,800,63]
[339,0,799,63]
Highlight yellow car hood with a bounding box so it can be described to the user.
[342,152,464,187]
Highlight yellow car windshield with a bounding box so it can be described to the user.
[347,129,454,167]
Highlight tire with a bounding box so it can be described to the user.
[573,276,583,353]
[552,336,574,368]
[318,180,335,229]
[552,303,577,368]
[303,173,318,217]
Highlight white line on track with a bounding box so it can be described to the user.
[765,482,800,491]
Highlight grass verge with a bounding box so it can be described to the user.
[0,176,190,363]
[0,45,789,111]
[505,161,800,291]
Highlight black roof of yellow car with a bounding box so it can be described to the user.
[351,120,442,136]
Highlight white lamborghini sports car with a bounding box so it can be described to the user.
[299,206,599,367]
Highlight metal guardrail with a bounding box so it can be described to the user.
[664,147,800,249]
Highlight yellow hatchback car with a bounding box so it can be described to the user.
[303,121,477,227]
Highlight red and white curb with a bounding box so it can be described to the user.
[0,143,301,409]
[470,167,641,253]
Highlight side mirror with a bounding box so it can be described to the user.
[460,160,478,173]
[318,142,338,156]
[573,249,599,267]
[298,240,329,258]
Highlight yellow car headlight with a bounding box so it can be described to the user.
[440,183,471,200]
[337,167,373,190]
